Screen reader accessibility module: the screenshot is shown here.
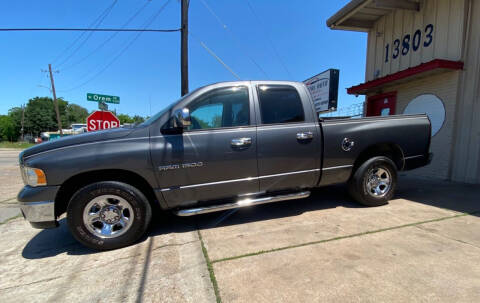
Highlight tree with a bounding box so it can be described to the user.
[0,115,16,141]
[23,97,58,136]
[66,103,89,126]
[117,114,134,124]
[8,107,23,140]
[132,115,145,124]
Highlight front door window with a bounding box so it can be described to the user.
[187,86,250,131]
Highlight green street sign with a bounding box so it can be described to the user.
[87,93,120,104]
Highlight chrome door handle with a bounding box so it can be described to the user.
[231,137,252,147]
[296,132,313,140]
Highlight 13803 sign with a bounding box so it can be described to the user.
[385,24,434,63]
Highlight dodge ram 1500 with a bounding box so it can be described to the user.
[18,81,432,250]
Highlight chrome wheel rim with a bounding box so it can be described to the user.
[82,195,134,239]
[365,167,392,197]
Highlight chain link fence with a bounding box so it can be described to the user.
[320,102,365,118]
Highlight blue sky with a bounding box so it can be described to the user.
[0,0,367,116]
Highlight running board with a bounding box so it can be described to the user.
[174,191,311,217]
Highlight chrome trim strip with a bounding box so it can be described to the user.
[322,164,353,171]
[175,191,311,216]
[182,127,257,136]
[160,168,320,191]
[403,155,424,160]
[322,116,425,126]
[257,123,316,130]
[160,176,257,191]
[258,168,320,179]
[18,200,55,223]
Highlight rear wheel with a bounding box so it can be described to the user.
[348,156,397,207]
[67,181,152,250]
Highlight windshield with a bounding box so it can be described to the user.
[140,87,203,126]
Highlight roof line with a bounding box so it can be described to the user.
[326,0,371,29]
[347,59,464,95]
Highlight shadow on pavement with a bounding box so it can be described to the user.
[22,219,96,259]
[22,185,356,259]
[148,184,361,235]
[22,176,480,260]
[396,175,480,216]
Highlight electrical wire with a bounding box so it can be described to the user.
[60,0,173,92]
[244,0,293,79]
[56,0,119,68]
[198,0,269,79]
[0,28,181,32]
[190,31,241,80]
[50,2,118,65]
[61,0,152,71]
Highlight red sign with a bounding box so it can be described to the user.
[87,111,120,132]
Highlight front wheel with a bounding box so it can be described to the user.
[67,181,152,250]
[348,156,397,207]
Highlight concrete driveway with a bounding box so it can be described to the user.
[0,149,479,302]
[0,148,23,223]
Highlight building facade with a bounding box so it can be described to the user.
[327,0,480,184]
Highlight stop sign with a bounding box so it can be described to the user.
[87,111,120,132]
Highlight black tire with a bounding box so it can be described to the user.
[348,156,397,207]
[67,181,152,250]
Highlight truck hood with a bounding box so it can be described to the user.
[22,127,135,158]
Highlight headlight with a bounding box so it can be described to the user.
[21,167,47,187]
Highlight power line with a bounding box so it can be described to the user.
[61,0,173,92]
[244,0,293,79]
[51,0,118,65]
[190,31,241,80]
[56,0,119,68]
[198,0,269,79]
[0,28,181,32]
[61,0,152,71]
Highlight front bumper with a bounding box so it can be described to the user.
[17,186,60,229]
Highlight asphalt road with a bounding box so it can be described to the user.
[0,148,479,302]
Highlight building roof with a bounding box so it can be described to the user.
[327,0,420,32]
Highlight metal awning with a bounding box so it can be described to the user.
[347,59,464,95]
[327,0,420,32]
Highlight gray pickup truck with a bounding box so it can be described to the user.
[18,81,432,250]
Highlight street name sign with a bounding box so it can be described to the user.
[87,111,120,132]
[87,93,120,104]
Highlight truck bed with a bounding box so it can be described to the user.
[318,114,431,186]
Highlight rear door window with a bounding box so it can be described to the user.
[257,85,305,124]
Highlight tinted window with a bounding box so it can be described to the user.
[257,85,304,124]
[188,86,249,130]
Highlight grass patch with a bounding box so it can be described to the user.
[212,212,475,264]
[0,142,35,149]
[197,230,222,303]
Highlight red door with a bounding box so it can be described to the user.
[366,92,397,116]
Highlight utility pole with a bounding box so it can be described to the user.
[48,64,63,136]
[20,104,25,141]
[181,0,189,96]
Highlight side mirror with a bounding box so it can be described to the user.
[173,108,191,128]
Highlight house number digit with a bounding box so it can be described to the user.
[384,24,434,62]
[402,34,411,55]
[424,24,433,47]
[412,29,421,51]
[392,39,400,59]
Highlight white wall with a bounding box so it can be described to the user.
[366,0,466,81]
